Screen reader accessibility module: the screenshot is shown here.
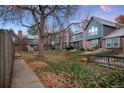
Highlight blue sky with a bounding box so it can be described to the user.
[73,5,124,22]
[0,5,124,35]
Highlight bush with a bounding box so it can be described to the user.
[86,48,93,51]
[79,48,85,51]
[65,46,74,51]
[22,46,28,51]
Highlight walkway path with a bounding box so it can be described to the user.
[11,53,44,88]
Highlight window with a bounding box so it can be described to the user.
[79,42,83,49]
[79,34,83,41]
[113,37,120,47]
[72,35,76,42]
[73,43,76,49]
[106,38,112,48]
[91,39,99,48]
[105,37,120,48]
[64,35,67,42]
[88,26,98,36]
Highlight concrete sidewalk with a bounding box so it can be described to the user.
[11,53,44,88]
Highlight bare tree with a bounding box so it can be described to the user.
[0,5,77,57]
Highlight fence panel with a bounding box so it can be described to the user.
[88,54,124,68]
[0,29,14,88]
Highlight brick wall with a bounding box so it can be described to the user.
[83,31,87,50]
[102,37,123,51]
[18,30,23,41]
[120,36,124,51]
[86,39,105,50]
[17,30,23,52]
[58,30,72,50]
[101,39,111,51]
[85,40,92,49]
[101,39,106,50]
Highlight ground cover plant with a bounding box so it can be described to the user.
[21,50,124,88]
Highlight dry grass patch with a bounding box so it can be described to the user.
[41,71,81,88]
[46,56,65,63]
[21,51,48,69]
[45,53,67,63]
[28,61,48,69]
[21,51,38,63]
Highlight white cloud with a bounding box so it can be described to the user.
[100,5,112,12]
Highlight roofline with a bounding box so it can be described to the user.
[94,16,116,24]
[84,17,93,30]
[103,24,116,28]
[84,16,116,30]
[72,31,83,35]
[103,36,121,39]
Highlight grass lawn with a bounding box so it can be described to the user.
[21,50,124,88]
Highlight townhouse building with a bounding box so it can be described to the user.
[54,32,60,49]
[103,28,124,51]
[83,16,118,50]
[20,16,124,52]
[53,29,72,50]
[44,34,56,50]
[70,31,83,49]
[83,16,124,52]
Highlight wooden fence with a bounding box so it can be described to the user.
[88,54,124,68]
[0,29,15,88]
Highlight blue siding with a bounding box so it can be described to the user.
[71,32,83,42]
[103,26,116,37]
[86,19,103,40]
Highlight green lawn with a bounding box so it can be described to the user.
[21,50,124,88]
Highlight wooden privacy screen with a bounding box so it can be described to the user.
[0,29,14,88]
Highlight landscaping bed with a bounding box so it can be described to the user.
[21,51,124,88]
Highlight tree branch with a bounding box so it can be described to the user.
[19,14,36,27]
[46,6,58,16]
[20,19,35,27]
[15,5,33,11]
[63,21,84,31]
[34,7,41,15]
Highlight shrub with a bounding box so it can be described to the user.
[65,46,74,51]
[86,48,93,51]
[79,48,85,51]
[22,46,28,51]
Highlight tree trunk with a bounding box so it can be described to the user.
[37,15,46,58]
[32,9,46,58]
[38,34,44,57]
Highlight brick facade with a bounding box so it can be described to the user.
[16,30,23,52]
[120,36,124,51]
[54,29,72,50]
[102,37,124,51]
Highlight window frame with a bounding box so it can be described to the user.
[112,37,120,48]
[88,26,98,36]
[105,37,120,48]
[106,38,112,48]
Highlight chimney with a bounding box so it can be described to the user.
[83,19,89,30]
[17,30,23,51]
[18,30,23,41]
